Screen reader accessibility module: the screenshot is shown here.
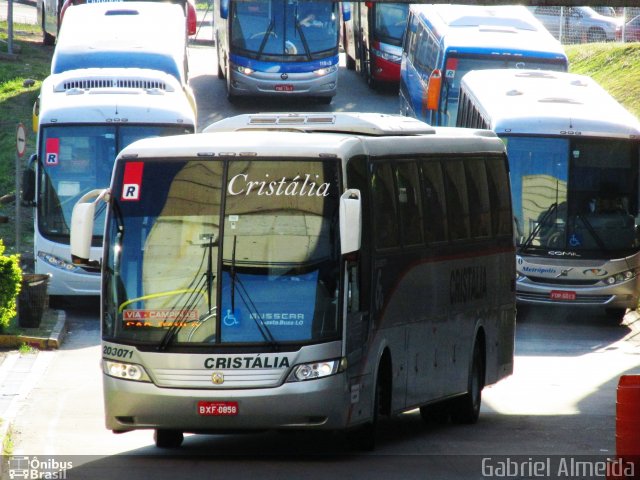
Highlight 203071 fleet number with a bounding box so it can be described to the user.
[103,345,133,359]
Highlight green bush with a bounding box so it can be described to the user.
[0,239,21,330]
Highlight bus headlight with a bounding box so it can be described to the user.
[371,47,401,64]
[313,65,338,77]
[103,359,151,382]
[38,251,82,272]
[234,65,254,76]
[605,269,637,286]
[286,357,346,382]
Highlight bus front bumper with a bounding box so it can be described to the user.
[229,70,337,98]
[516,277,639,309]
[103,373,351,433]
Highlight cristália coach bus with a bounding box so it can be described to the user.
[70,113,516,449]
[400,4,569,127]
[457,69,640,319]
[214,0,348,103]
[22,68,196,297]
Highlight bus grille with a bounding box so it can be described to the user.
[526,276,600,286]
[57,78,169,92]
[151,368,285,389]
[517,292,613,305]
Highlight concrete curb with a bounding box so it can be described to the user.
[0,310,67,350]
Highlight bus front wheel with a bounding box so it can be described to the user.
[154,429,184,449]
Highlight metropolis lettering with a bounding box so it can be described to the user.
[227,173,331,197]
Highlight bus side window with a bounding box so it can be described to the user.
[485,157,513,237]
[394,161,424,246]
[371,162,399,250]
[442,159,470,241]
[465,158,491,239]
[420,160,448,243]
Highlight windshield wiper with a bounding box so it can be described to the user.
[576,214,607,250]
[519,202,558,252]
[227,235,278,350]
[257,18,275,60]
[157,234,217,351]
[294,19,312,60]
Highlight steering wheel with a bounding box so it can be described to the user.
[250,31,277,40]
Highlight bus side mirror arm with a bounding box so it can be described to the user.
[21,153,37,206]
[70,188,110,268]
[340,189,362,255]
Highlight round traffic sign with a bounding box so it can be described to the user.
[16,123,27,158]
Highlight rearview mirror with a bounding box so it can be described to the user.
[339,189,361,255]
[70,189,109,267]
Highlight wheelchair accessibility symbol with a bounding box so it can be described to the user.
[223,309,239,327]
[569,234,581,247]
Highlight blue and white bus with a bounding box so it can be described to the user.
[399,4,569,127]
[457,69,640,320]
[214,0,347,104]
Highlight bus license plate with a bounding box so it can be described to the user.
[550,290,576,301]
[275,84,294,92]
[197,401,238,416]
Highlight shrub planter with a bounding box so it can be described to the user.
[18,274,50,328]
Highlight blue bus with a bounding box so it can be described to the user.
[214,0,347,104]
[399,4,569,127]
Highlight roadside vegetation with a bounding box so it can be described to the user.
[0,22,52,259]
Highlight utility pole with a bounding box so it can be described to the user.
[7,0,14,54]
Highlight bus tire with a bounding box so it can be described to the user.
[42,16,55,46]
[451,339,484,424]
[216,43,225,79]
[154,429,184,448]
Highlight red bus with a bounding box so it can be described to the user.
[342,2,408,88]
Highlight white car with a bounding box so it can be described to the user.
[529,6,621,43]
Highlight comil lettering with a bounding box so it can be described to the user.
[227,173,331,197]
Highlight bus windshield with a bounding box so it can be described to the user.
[230,0,338,60]
[508,136,640,255]
[441,55,567,126]
[38,125,192,243]
[104,158,341,347]
[374,3,408,47]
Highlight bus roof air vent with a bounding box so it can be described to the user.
[105,9,139,16]
[506,89,523,96]
[570,79,589,87]
[56,77,171,93]
[206,113,435,136]
[538,97,582,105]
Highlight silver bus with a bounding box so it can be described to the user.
[458,69,640,319]
[71,113,516,449]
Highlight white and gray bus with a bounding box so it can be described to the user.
[23,68,196,297]
[457,69,640,319]
[71,113,516,449]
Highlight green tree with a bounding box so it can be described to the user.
[0,239,21,329]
